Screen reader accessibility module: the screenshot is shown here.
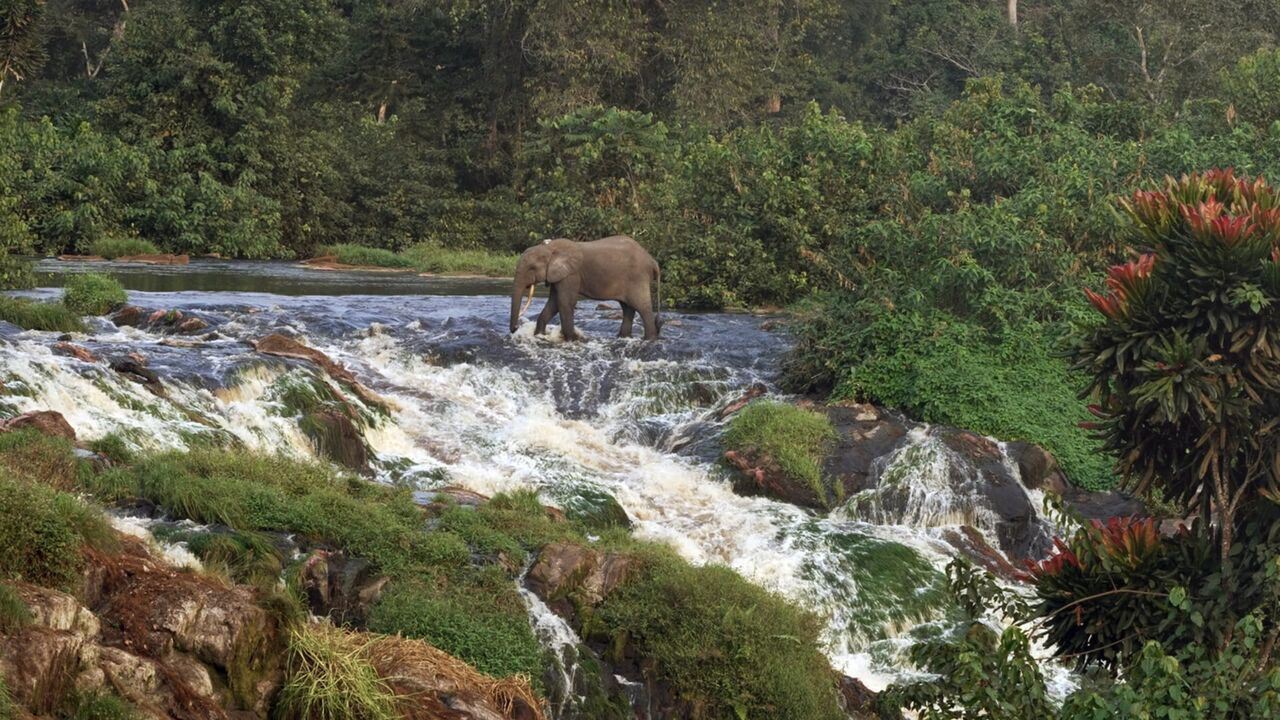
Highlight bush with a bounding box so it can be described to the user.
[0,296,86,332]
[594,547,844,720]
[86,237,159,259]
[722,400,840,505]
[62,273,127,315]
[0,471,115,589]
[402,244,518,277]
[314,244,414,269]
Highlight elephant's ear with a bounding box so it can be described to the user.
[546,250,581,284]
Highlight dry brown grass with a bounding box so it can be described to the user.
[366,634,546,720]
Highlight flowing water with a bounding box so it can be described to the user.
[6,259,1072,701]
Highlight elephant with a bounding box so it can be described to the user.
[509,235,662,340]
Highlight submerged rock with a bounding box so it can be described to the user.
[301,408,370,472]
[0,410,77,441]
[53,341,99,363]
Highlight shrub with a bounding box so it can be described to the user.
[402,243,518,277]
[722,400,839,505]
[314,244,413,269]
[0,296,86,332]
[62,273,127,315]
[0,471,115,589]
[86,237,159,259]
[594,547,844,720]
[276,625,398,720]
[0,583,31,633]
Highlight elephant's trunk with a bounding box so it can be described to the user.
[510,282,534,333]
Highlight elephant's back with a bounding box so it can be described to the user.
[589,235,655,261]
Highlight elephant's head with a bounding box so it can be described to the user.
[510,239,581,333]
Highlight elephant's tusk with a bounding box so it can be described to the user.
[518,285,535,318]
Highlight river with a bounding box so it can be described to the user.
[6,258,1071,702]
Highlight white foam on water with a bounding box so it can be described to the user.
[108,514,204,570]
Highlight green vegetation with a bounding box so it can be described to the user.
[314,243,517,277]
[62,273,126,315]
[65,692,141,720]
[276,625,398,720]
[0,673,12,720]
[86,238,159,260]
[0,583,31,634]
[0,296,85,332]
[722,400,839,505]
[594,546,845,720]
[0,469,115,590]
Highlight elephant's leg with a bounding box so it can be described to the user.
[627,291,659,340]
[618,303,636,338]
[556,282,581,340]
[535,289,559,335]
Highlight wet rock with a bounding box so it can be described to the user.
[1060,486,1147,523]
[53,341,99,363]
[724,448,834,510]
[716,382,767,419]
[1006,441,1068,495]
[111,305,146,326]
[299,550,390,628]
[562,488,632,531]
[252,333,386,409]
[58,254,107,262]
[115,253,189,265]
[526,543,636,624]
[940,526,1028,583]
[176,316,210,334]
[838,675,879,719]
[110,357,165,396]
[415,485,490,510]
[0,410,77,441]
[938,428,1048,561]
[301,409,369,472]
[822,404,910,497]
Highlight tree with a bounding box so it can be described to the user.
[1071,169,1280,572]
[0,0,46,97]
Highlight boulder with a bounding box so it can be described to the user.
[302,409,369,472]
[724,448,834,510]
[111,305,146,327]
[12,583,100,638]
[0,626,95,715]
[252,333,386,409]
[525,542,636,623]
[837,675,879,719]
[110,357,165,396]
[0,410,76,441]
[298,550,390,628]
[939,526,1029,583]
[52,341,99,363]
[822,404,910,498]
[1006,441,1068,495]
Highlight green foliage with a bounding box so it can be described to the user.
[0,672,12,720]
[65,691,141,720]
[0,253,33,291]
[86,237,159,259]
[0,470,115,589]
[594,546,845,720]
[0,582,30,633]
[401,244,518,277]
[276,625,398,720]
[722,400,839,505]
[0,296,85,332]
[314,245,414,269]
[62,272,126,315]
[87,433,136,466]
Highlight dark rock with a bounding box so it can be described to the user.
[838,675,879,719]
[526,542,636,624]
[110,305,145,327]
[1006,441,1068,494]
[1060,486,1147,523]
[298,550,390,628]
[724,448,832,510]
[302,409,369,473]
[716,383,767,419]
[110,357,165,396]
[253,333,386,409]
[823,404,910,497]
[0,410,77,441]
[940,525,1028,583]
[177,316,210,334]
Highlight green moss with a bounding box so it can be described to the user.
[86,237,159,259]
[593,545,845,720]
[0,296,86,332]
[0,583,31,633]
[0,470,116,590]
[277,625,398,720]
[62,272,127,315]
[65,691,142,720]
[367,573,545,680]
[722,400,840,507]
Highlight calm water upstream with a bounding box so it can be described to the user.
[5,259,1073,701]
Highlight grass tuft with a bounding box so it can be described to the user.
[86,237,159,260]
[0,470,117,589]
[65,691,141,720]
[314,245,414,269]
[312,243,516,277]
[276,624,399,720]
[0,296,86,332]
[0,583,31,633]
[722,400,839,506]
[62,273,127,315]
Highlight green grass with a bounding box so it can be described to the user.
[276,625,398,720]
[65,691,141,720]
[0,429,87,493]
[312,243,516,277]
[0,470,117,589]
[0,582,31,633]
[0,672,13,720]
[722,400,839,507]
[0,296,86,332]
[87,433,137,466]
[593,545,845,720]
[86,237,160,259]
[62,273,127,315]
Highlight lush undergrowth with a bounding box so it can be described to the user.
[722,400,840,504]
[62,273,127,315]
[86,238,160,259]
[0,431,848,714]
[0,296,85,332]
[315,243,517,277]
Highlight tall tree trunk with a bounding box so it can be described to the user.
[1007,0,1018,26]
